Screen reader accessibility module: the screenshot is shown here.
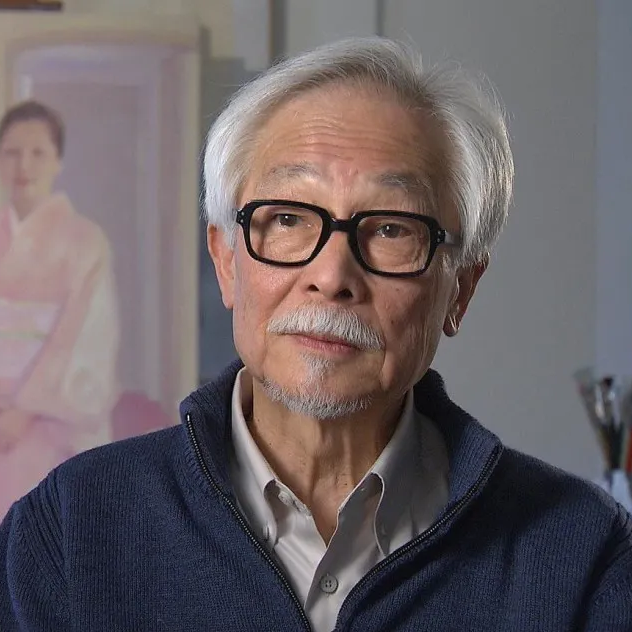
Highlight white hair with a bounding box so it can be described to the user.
[203,36,514,265]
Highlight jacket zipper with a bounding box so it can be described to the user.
[185,413,313,631]
[333,443,502,631]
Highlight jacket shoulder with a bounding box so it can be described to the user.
[57,425,185,480]
[498,448,619,512]
[493,447,631,553]
[19,426,190,519]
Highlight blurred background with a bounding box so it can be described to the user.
[0,0,629,485]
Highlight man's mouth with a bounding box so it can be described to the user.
[290,332,359,351]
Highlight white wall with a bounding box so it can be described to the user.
[285,0,377,57]
[595,0,632,379]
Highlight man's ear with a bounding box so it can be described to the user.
[443,254,489,337]
[207,224,235,309]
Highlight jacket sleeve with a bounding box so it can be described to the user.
[580,504,632,631]
[0,479,70,631]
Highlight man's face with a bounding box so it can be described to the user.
[210,84,484,414]
[0,120,61,212]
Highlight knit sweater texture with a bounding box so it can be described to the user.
[1,361,632,631]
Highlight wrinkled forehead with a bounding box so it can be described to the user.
[241,82,457,226]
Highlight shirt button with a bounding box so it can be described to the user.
[319,574,339,594]
[262,525,270,542]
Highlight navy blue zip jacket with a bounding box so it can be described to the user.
[1,361,632,631]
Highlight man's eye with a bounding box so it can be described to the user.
[274,213,301,227]
[375,223,408,238]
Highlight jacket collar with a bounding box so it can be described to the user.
[180,360,503,508]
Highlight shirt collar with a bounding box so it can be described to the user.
[352,390,420,555]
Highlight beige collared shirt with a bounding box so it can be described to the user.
[229,369,449,632]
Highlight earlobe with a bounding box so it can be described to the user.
[442,256,488,337]
[443,280,462,337]
[443,309,460,337]
[207,224,235,309]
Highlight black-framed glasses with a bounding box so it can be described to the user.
[235,199,461,278]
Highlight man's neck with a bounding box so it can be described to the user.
[247,376,405,542]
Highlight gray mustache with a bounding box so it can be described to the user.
[267,305,384,351]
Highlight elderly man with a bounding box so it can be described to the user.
[1,37,631,631]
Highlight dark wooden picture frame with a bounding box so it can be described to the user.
[0,0,62,10]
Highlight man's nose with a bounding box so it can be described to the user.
[301,231,367,302]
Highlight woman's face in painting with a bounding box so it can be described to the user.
[0,119,61,214]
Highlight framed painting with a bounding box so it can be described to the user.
[0,13,200,518]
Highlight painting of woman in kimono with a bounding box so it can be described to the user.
[0,100,120,517]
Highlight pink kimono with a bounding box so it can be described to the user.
[0,193,119,517]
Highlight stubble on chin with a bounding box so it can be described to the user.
[261,352,372,420]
